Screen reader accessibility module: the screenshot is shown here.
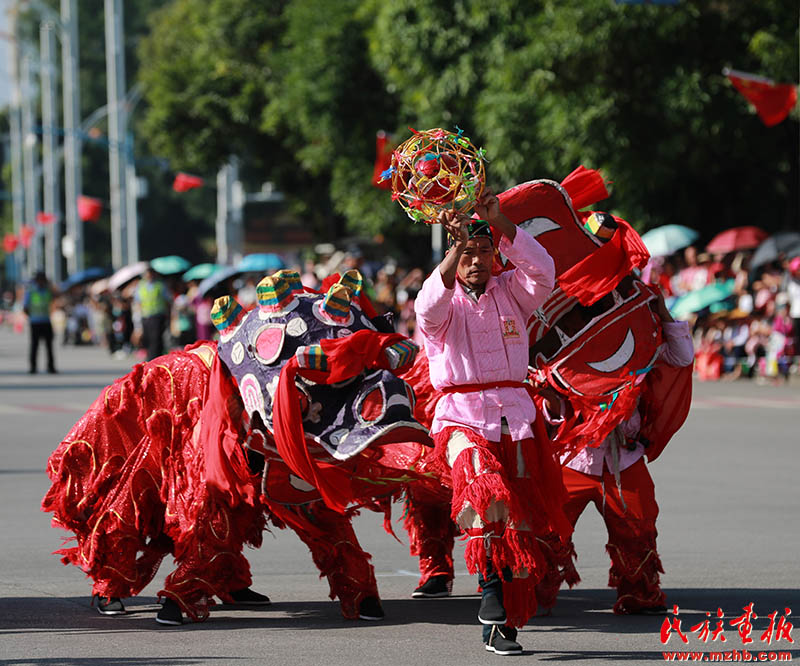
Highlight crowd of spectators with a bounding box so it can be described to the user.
[0,245,428,363]
[2,240,799,384]
[641,246,800,383]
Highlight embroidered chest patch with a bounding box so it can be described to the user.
[502,318,520,339]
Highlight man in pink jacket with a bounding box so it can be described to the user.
[415,191,569,656]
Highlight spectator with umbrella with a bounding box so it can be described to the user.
[748,231,800,281]
[787,256,800,354]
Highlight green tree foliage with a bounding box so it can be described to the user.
[261,0,403,237]
[8,0,793,272]
[138,0,284,172]
[370,0,799,235]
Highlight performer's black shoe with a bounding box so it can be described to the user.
[484,625,522,656]
[95,595,125,616]
[156,598,183,626]
[412,575,452,598]
[478,593,507,625]
[358,596,385,621]
[230,587,271,605]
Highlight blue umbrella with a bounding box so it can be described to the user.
[670,279,736,318]
[640,225,699,258]
[196,265,240,298]
[237,253,284,274]
[59,266,112,291]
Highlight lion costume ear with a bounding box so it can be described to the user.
[273,269,304,295]
[321,283,353,324]
[337,269,363,298]
[211,295,245,334]
[257,270,302,314]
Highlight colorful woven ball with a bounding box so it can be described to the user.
[380,127,486,224]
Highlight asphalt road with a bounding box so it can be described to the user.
[1,328,798,665]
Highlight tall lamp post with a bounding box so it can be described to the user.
[104,0,128,270]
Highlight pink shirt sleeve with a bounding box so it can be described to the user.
[660,321,694,367]
[497,228,556,314]
[414,267,455,342]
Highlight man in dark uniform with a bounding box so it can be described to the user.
[24,271,57,374]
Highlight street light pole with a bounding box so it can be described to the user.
[104,0,128,269]
[61,0,83,274]
[40,20,62,283]
[8,10,26,282]
[21,54,41,277]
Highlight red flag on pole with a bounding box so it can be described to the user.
[173,172,205,192]
[724,68,798,127]
[3,233,19,253]
[36,211,57,225]
[371,131,393,190]
[20,225,36,248]
[77,195,103,222]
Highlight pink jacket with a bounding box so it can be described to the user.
[415,229,555,442]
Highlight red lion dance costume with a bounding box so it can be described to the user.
[42,269,434,623]
[499,168,694,615]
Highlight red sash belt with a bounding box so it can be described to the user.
[441,380,530,394]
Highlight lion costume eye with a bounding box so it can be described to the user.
[586,328,635,373]
[519,217,561,238]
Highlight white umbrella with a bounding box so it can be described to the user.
[89,278,110,296]
[108,261,148,291]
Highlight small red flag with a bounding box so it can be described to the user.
[20,225,36,248]
[173,172,205,192]
[36,211,57,225]
[3,233,19,253]
[77,195,103,222]
[725,69,798,127]
[371,131,393,190]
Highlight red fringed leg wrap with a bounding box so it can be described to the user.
[282,501,378,619]
[403,482,455,587]
[607,534,665,614]
[534,532,581,611]
[502,577,538,629]
[600,459,664,614]
[158,492,266,621]
[433,425,572,627]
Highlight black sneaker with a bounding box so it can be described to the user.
[95,596,125,616]
[156,598,183,626]
[230,587,271,605]
[358,596,385,621]
[478,594,507,625]
[412,575,453,598]
[485,626,523,656]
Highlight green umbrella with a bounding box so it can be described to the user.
[183,263,222,282]
[640,224,699,257]
[670,279,736,318]
[150,255,191,275]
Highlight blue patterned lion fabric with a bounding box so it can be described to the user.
[214,270,427,461]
